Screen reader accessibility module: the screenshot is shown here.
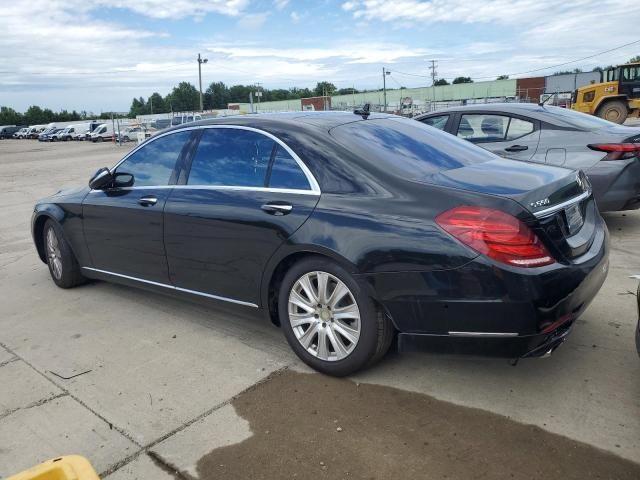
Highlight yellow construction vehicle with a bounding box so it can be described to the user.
[572,63,640,124]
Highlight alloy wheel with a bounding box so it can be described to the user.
[288,271,361,362]
[46,228,63,280]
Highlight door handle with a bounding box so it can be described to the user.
[138,196,158,206]
[505,145,528,152]
[261,203,293,215]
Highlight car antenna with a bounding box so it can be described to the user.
[354,103,371,118]
[538,92,556,107]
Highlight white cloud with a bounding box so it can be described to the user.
[290,11,301,23]
[341,0,548,24]
[237,12,270,30]
[101,0,249,19]
[208,43,432,64]
[274,0,290,9]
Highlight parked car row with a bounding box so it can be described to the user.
[0,125,26,138]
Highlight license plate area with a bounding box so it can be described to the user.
[564,203,584,235]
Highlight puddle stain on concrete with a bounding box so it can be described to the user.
[195,370,640,480]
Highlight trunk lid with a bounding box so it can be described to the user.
[423,158,596,261]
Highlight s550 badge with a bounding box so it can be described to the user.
[530,198,550,208]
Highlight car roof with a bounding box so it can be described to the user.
[418,103,549,115]
[167,111,395,135]
[415,102,588,126]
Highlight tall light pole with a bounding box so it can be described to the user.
[382,67,391,112]
[197,53,208,112]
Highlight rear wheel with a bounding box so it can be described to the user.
[279,257,394,376]
[597,100,628,124]
[43,220,85,288]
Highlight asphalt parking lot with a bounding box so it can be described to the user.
[1,139,639,479]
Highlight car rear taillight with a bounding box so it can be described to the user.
[436,206,554,268]
[588,143,640,160]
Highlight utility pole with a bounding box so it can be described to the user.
[255,83,262,112]
[429,60,438,110]
[197,53,208,112]
[382,67,391,112]
[429,60,438,86]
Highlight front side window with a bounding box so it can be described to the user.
[268,146,310,190]
[115,130,192,187]
[188,128,274,187]
[420,115,449,130]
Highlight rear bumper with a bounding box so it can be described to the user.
[586,158,640,212]
[359,221,608,356]
[398,321,574,358]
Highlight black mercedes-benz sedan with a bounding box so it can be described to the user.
[32,112,609,376]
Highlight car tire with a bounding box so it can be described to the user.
[278,257,394,376]
[96,137,103,143]
[597,100,628,124]
[43,220,86,289]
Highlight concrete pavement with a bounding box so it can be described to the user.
[0,139,638,478]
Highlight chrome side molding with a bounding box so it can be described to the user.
[448,331,519,337]
[81,267,258,308]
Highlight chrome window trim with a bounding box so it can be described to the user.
[89,185,319,196]
[533,190,591,218]
[110,124,321,194]
[81,267,258,308]
[448,331,519,337]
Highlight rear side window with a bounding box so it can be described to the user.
[457,114,534,142]
[188,128,274,187]
[457,114,509,141]
[115,130,192,186]
[506,118,534,140]
[330,117,495,178]
[268,146,310,190]
[420,115,449,130]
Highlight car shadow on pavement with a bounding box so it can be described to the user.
[193,369,640,480]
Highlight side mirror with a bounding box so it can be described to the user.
[113,172,134,188]
[89,167,113,190]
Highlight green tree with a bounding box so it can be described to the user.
[452,77,473,84]
[434,79,449,86]
[204,82,231,109]
[314,81,337,96]
[128,97,148,117]
[628,55,640,63]
[0,106,23,125]
[147,92,167,114]
[337,87,359,95]
[496,75,509,80]
[166,82,199,112]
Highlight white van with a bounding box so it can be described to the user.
[90,123,114,142]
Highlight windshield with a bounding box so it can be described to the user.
[330,116,495,179]
[542,105,620,130]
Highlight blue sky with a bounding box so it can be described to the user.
[1,0,639,113]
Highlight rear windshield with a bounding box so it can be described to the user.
[330,117,495,178]
[541,105,619,130]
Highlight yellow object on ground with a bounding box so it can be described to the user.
[6,455,100,480]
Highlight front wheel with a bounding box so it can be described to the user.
[279,257,394,376]
[43,220,86,288]
[597,100,628,124]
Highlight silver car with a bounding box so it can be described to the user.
[416,104,640,211]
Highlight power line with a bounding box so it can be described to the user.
[393,38,640,81]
